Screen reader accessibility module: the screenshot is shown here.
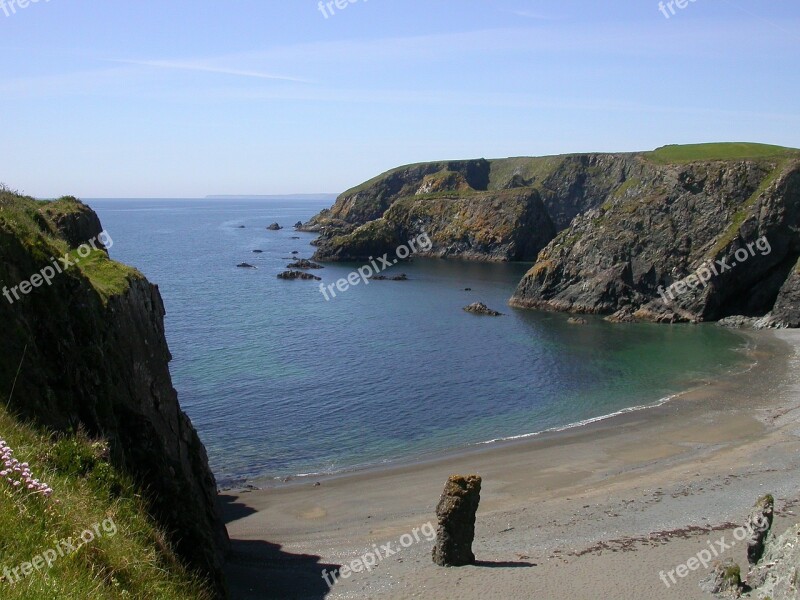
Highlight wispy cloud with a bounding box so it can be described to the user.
[506,9,562,20]
[109,59,311,83]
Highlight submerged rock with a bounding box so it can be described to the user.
[432,475,482,567]
[277,270,321,281]
[369,273,409,281]
[463,302,503,316]
[267,222,283,231]
[237,263,257,269]
[567,317,588,325]
[252,250,264,254]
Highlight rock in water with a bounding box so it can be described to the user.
[267,222,283,230]
[463,302,503,316]
[237,263,257,269]
[277,270,321,281]
[286,259,324,270]
[747,494,774,566]
[432,475,482,566]
[294,221,303,228]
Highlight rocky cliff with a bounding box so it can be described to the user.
[510,146,800,324]
[0,190,229,596]
[308,143,799,326]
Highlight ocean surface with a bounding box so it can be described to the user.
[88,198,750,487]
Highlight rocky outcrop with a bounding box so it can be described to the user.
[267,223,282,231]
[510,151,800,325]
[463,302,503,316]
[0,193,228,597]
[432,475,482,567]
[39,196,108,252]
[747,522,800,598]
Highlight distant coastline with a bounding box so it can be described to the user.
[205,193,339,200]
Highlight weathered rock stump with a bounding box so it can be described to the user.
[432,474,481,566]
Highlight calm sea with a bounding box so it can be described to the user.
[88,199,749,487]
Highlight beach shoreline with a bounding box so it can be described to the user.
[223,328,800,599]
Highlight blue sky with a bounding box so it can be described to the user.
[1,0,798,198]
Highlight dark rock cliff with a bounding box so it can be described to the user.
[510,155,800,324]
[0,192,229,596]
[307,143,799,325]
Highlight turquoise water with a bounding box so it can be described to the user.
[88,199,750,486]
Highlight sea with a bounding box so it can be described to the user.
[87,198,750,487]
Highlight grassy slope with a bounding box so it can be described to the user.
[0,409,211,600]
[0,187,213,599]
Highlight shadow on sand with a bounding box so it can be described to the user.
[474,559,537,568]
[220,494,340,600]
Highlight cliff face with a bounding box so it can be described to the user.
[510,154,800,324]
[0,192,229,595]
[308,153,641,262]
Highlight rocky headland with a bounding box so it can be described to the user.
[305,143,800,326]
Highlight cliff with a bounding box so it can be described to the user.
[510,144,800,324]
[307,143,800,325]
[0,189,229,596]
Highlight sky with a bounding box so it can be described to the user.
[0,0,798,198]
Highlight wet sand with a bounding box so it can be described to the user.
[223,329,800,599]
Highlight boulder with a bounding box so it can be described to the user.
[463,302,503,316]
[267,223,283,231]
[294,221,303,229]
[432,475,482,567]
[699,560,743,597]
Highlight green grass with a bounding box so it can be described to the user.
[644,142,799,164]
[72,249,141,301]
[0,188,140,304]
[0,408,212,599]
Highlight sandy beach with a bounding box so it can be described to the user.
[223,329,800,600]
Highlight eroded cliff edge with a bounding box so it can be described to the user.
[306,143,799,326]
[0,190,229,596]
